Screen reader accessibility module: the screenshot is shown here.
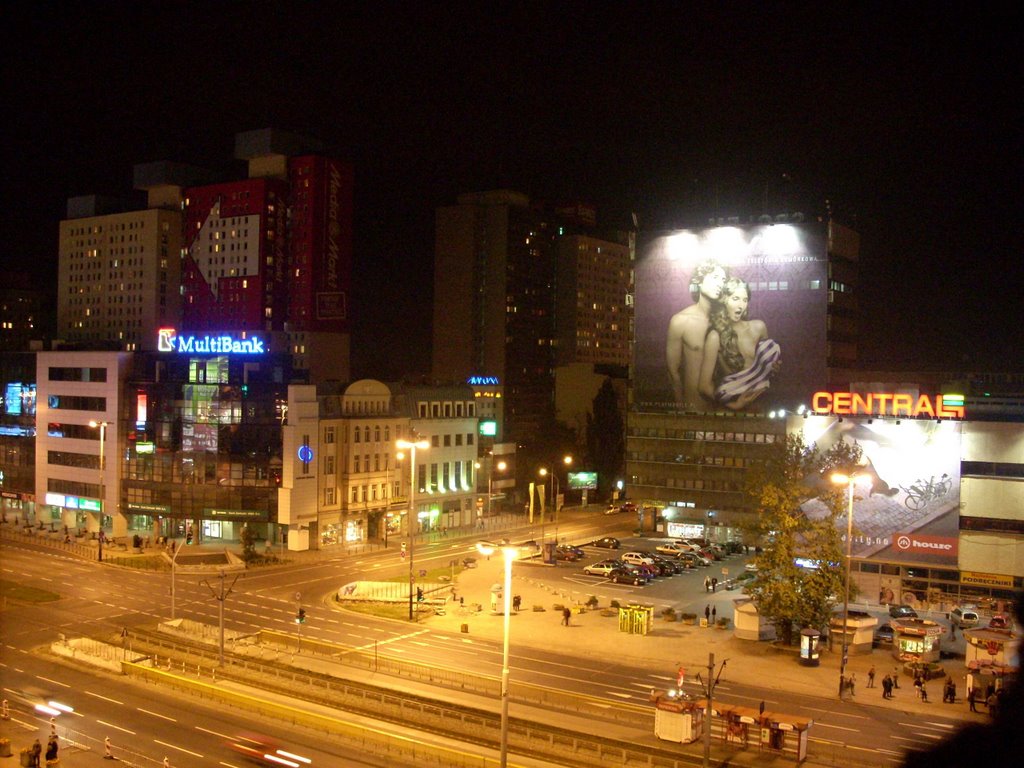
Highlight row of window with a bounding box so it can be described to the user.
[633,428,780,443]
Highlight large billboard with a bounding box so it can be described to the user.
[634,223,828,413]
[797,415,962,568]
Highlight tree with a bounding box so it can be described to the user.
[240,523,257,563]
[741,433,861,645]
[585,379,624,500]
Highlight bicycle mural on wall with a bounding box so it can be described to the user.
[900,474,952,510]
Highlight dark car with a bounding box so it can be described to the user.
[873,624,895,646]
[555,544,584,561]
[594,536,621,549]
[608,567,645,586]
[889,605,918,619]
[649,555,682,575]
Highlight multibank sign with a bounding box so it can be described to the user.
[158,328,266,355]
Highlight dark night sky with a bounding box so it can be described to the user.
[3,3,1021,376]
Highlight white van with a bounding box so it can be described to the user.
[949,606,980,628]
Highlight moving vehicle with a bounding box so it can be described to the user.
[889,605,918,619]
[227,733,312,767]
[949,606,980,628]
[608,567,646,586]
[594,536,620,549]
[583,560,618,577]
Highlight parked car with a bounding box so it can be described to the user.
[583,560,618,577]
[988,613,1011,630]
[557,543,585,559]
[873,624,895,646]
[620,551,655,566]
[679,551,711,567]
[651,555,685,575]
[594,536,620,549]
[889,605,918,619]
[646,558,675,577]
[656,542,690,556]
[555,545,581,562]
[948,606,980,628]
[608,567,646,586]
[604,504,623,515]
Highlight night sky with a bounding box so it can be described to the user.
[3,4,1021,376]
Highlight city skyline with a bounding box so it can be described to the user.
[3,5,1020,375]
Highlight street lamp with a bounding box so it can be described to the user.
[478,458,508,517]
[831,472,857,701]
[476,540,525,768]
[88,420,108,562]
[397,437,429,621]
[538,455,573,543]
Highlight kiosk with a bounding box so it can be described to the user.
[652,692,703,743]
[890,617,943,663]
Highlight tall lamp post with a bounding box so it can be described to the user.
[831,472,857,701]
[476,540,524,768]
[539,455,573,543]
[88,420,108,562]
[397,438,429,621]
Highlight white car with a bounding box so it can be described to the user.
[656,543,689,556]
[583,561,618,577]
[620,551,654,566]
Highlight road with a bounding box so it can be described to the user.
[0,512,973,766]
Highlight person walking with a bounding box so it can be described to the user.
[920,681,929,703]
[711,577,718,592]
[512,594,521,613]
[704,604,711,624]
[968,687,978,712]
[562,606,572,626]
[867,666,876,688]
[712,606,717,623]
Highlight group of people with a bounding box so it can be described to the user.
[26,737,58,766]
[702,576,719,592]
[667,259,781,411]
[968,681,1005,716]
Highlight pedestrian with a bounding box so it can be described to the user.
[45,737,58,761]
[892,667,901,689]
[914,674,923,698]
[882,674,893,699]
[987,692,999,718]
[867,666,876,688]
[968,687,978,712]
[562,606,571,626]
[704,576,710,592]
[712,606,717,623]
[920,681,928,703]
[677,666,686,687]
[30,739,41,768]
[704,604,711,623]
[711,577,718,592]
[945,678,956,704]
[513,594,521,613]
[848,672,856,696]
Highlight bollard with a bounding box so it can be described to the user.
[1,698,8,719]
[104,736,115,759]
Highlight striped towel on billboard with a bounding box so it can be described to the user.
[715,338,781,405]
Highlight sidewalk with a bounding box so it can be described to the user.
[410,549,987,722]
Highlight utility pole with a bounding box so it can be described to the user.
[200,570,241,666]
[700,652,728,768]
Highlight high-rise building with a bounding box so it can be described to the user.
[0,273,46,351]
[57,197,183,351]
[433,191,633,449]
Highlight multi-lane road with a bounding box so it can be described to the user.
[0,514,974,766]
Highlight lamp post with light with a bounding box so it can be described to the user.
[831,472,857,701]
[88,420,108,562]
[476,540,525,768]
[397,437,429,621]
[538,455,572,543]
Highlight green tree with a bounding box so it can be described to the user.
[742,433,861,644]
[585,379,624,500]
[240,523,257,563]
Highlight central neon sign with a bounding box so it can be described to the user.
[158,328,265,355]
[811,392,964,419]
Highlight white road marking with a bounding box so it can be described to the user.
[154,739,203,757]
[138,708,177,722]
[96,720,135,734]
[85,691,123,705]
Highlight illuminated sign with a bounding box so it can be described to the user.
[158,327,265,354]
[568,471,598,490]
[634,223,828,414]
[468,376,500,386]
[136,442,155,454]
[479,420,498,437]
[297,445,314,463]
[811,392,964,419]
[45,492,101,512]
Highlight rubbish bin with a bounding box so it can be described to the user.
[800,627,821,667]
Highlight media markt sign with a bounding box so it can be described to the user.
[158,328,265,355]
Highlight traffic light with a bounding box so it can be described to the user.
[416,587,424,602]
[296,608,306,624]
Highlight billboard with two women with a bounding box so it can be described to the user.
[634,223,829,413]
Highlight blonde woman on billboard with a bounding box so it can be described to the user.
[666,260,727,409]
[699,277,781,410]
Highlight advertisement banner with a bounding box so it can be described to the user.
[798,415,962,567]
[634,223,828,413]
